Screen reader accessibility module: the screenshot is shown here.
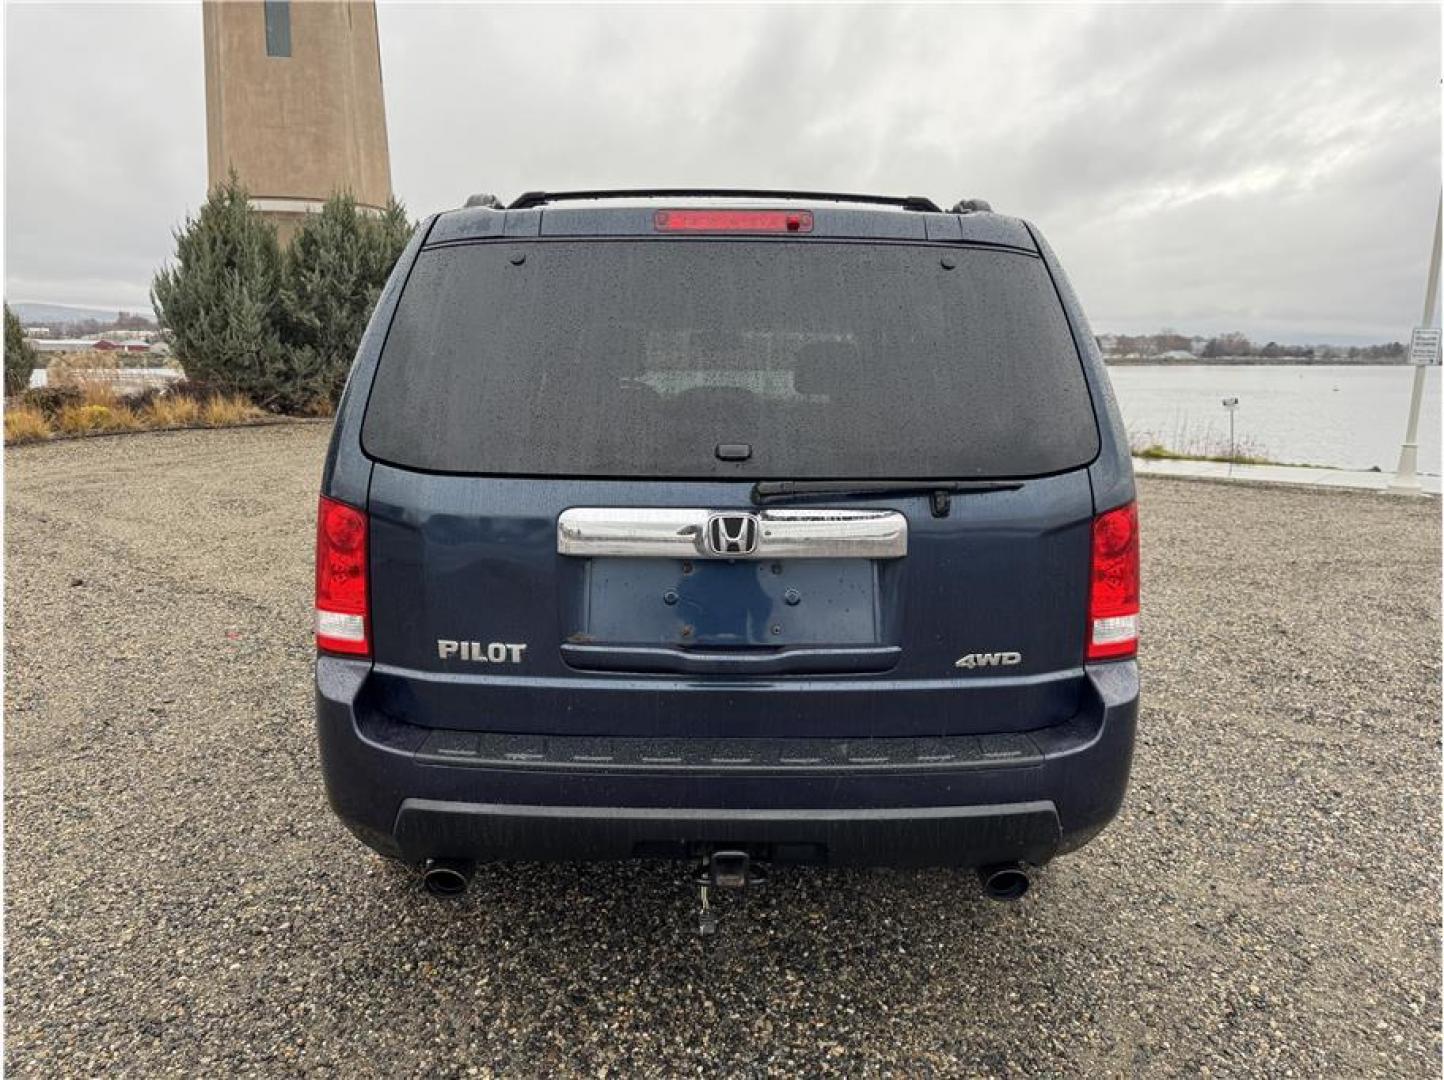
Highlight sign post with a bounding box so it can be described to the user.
[1222,397,1239,476]
[1386,195,1442,495]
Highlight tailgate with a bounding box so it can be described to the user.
[365,466,1094,739]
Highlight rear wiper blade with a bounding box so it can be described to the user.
[750,479,1023,518]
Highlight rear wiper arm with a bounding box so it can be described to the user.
[750,479,1023,518]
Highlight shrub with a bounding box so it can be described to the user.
[151,179,414,416]
[280,195,414,410]
[4,382,264,443]
[151,173,291,410]
[165,378,225,403]
[4,405,49,443]
[55,403,116,434]
[124,386,161,412]
[96,404,141,432]
[68,385,142,432]
[20,385,82,419]
[4,303,37,396]
[77,381,121,408]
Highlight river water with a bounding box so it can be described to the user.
[1109,364,1441,475]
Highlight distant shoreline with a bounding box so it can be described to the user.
[1105,357,1416,367]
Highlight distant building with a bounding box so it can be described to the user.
[92,339,154,354]
[203,0,393,242]
[30,338,155,354]
[31,338,105,353]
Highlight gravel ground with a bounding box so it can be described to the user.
[5,424,1440,1076]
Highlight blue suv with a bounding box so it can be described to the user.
[315,189,1139,910]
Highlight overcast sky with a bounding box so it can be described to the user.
[4,2,1440,342]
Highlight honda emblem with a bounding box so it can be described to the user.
[704,513,760,556]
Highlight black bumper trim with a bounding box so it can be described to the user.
[415,729,1040,773]
[394,797,1062,867]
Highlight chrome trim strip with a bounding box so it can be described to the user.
[559,642,902,675]
[556,507,908,559]
[759,508,908,559]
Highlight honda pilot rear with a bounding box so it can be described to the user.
[315,189,1139,909]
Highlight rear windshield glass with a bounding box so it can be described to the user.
[362,240,1098,478]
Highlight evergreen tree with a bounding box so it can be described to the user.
[151,174,297,410]
[280,194,415,409]
[4,303,38,396]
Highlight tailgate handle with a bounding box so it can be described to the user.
[557,507,907,559]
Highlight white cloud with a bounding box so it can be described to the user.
[4,1,1438,341]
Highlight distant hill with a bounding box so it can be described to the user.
[8,301,154,327]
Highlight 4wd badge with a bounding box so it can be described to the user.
[955,651,1022,670]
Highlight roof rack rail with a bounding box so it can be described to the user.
[507,189,943,213]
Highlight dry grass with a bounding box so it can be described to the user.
[298,395,337,419]
[199,394,265,426]
[46,350,122,387]
[147,395,201,429]
[1132,442,1276,467]
[4,380,269,444]
[55,403,144,435]
[4,405,51,444]
[1128,424,1276,466]
[77,382,121,408]
[54,404,116,434]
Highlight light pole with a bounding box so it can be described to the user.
[1222,397,1239,476]
[1386,194,1442,495]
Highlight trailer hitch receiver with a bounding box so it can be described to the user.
[692,850,768,936]
[697,849,767,890]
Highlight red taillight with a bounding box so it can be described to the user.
[653,209,813,233]
[315,495,369,656]
[1087,501,1139,661]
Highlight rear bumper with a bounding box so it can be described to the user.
[316,658,1138,868]
[396,800,1062,867]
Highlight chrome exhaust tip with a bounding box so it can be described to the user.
[422,858,475,898]
[977,863,1031,901]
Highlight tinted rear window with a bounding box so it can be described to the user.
[362,240,1098,478]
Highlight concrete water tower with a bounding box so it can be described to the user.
[202,0,392,242]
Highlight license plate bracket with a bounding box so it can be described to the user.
[582,557,878,647]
